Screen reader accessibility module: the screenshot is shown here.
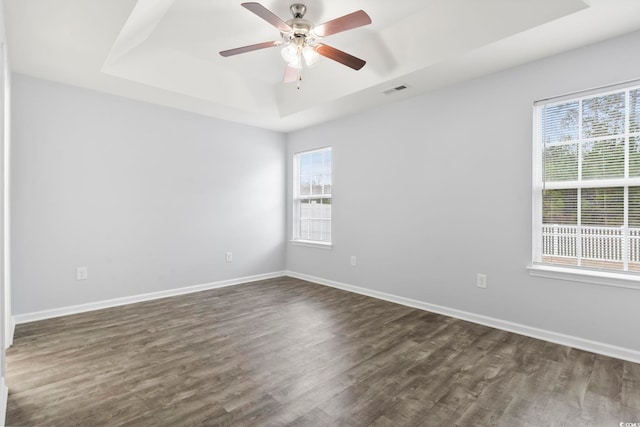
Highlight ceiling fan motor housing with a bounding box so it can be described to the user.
[290,4,306,19]
[284,4,315,42]
[285,19,313,34]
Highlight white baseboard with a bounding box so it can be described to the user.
[0,377,7,427]
[285,270,640,364]
[13,271,286,325]
[3,318,14,350]
[7,318,14,348]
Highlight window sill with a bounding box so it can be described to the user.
[290,240,333,249]
[527,264,640,290]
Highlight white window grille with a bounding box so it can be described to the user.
[293,147,332,244]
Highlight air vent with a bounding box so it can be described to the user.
[381,84,409,95]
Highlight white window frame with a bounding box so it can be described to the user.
[529,80,640,290]
[292,147,332,247]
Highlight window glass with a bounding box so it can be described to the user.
[293,147,332,244]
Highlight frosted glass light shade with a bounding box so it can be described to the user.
[281,44,298,63]
[302,45,319,66]
[289,53,302,69]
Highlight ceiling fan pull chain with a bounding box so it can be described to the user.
[297,70,302,90]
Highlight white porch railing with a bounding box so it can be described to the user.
[542,224,640,266]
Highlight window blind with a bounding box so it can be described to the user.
[535,84,640,272]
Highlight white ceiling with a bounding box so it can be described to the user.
[5,0,640,132]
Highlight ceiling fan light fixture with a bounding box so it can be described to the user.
[288,53,302,69]
[280,43,298,63]
[302,45,319,67]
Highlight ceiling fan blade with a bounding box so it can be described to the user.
[313,10,371,37]
[241,2,291,33]
[316,44,366,70]
[284,65,299,83]
[219,41,280,57]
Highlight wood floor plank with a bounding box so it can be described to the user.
[5,276,640,426]
[623,361,640,410]
[286,407,334,427]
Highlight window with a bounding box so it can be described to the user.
[293,147,332,245]
[532,81,640,277]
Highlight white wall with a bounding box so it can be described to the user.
[286,30,640,354]
[11,74,286,315]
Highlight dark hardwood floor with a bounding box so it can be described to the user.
[5,276,640,426]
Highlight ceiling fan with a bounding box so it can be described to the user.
[219,2,372,87]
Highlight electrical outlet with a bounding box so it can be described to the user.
[477,273,487,289]
[76,267,88,281]
[350,256,357,266]
[225,252,233,263]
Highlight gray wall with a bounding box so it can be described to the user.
[11,74,286,314]
[286,30,640,352]
[10,30,640,354]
